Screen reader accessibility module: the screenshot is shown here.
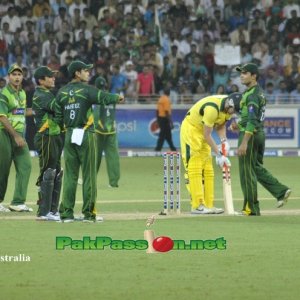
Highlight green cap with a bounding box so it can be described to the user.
[236,63,258,74]
[8,63,23,74]
[95,76,107,89]
[34,66,57,80]
[68,60,93,76]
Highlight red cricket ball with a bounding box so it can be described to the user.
[152,236,174,252]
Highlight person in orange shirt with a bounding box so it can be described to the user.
[155,87,176,152]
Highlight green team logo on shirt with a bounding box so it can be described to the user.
[66,89,80,120]
[68,91,75,103]
[18,98,25,107]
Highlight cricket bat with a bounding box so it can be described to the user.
[222,144,235,215]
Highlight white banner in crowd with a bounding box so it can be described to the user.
[214,44,241,66]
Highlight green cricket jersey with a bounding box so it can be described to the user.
[0,84,27,133]
[55,81,119,131]
[238,85,266,134]
[32,86,60,135]
[94,103,116,134]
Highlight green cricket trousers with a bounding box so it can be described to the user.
[34,132,64,216]
[34,133,63,186]
[96,133,120,187]
[59,130,97,220]
[238,130,289,215]
[0,129,31,205]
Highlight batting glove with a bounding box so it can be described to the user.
[216,152,231,168]
[218,138,230,155]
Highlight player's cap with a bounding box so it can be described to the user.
[34,66,57,80]
[227,92,243,113]
[125,60,133,66]
[95,76,107,89]
[236,63,258,74]
[68,60,93,76]
[8,63,23,74]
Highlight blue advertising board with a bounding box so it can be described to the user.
[226,117,294,140]
[116,106,299,149]
[116,107,187,148]
[264,117,294,139]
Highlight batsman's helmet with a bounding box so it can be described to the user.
[226,92,242,113]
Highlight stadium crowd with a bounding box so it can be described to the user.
[0,0,300,104]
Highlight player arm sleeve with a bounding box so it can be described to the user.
[52,96,64,129]
[202,106,220,155]
[201,106,218,128]
[89,86,120,105]
[36,95,56,114]
[245,95,259,134]
[203,125,220,155]
[48,97,61,115]
[0,96,22,139]
[0,96,8,117]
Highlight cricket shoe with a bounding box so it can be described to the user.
[60,218,74,223]
[277,189,291,208]
[9,204,33,212]
[210,207,224,214]
[36,212,60,221]
[234,210,259,216]
[82,216,104,223]
[51,212,60,217]
[234,210,248,216]
[74,215,84,221]
[0,204,10,212]
[74,215,104,222]
[191,208,203,214]
[191,205,213,214]
[197,205,215,214]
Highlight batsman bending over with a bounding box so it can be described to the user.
[180,93,242,214]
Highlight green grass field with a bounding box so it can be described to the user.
[1,156,300,300]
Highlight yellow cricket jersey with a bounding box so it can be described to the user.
[184,95,231,129]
